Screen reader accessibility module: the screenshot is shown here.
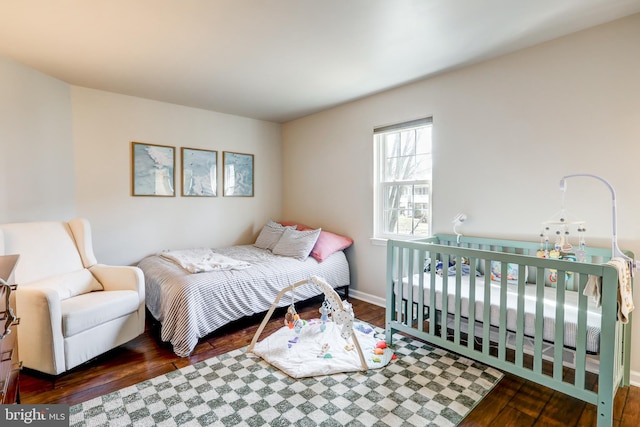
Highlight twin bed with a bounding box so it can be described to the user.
[138,222,352,357]
[386,234,633,427]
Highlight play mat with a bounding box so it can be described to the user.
[247,276,395,378]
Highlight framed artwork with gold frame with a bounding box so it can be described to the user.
[223,151,254,197]
[131,142,175,197]
[181,147,217,197]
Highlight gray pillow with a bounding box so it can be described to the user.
[272,227,321,260]
[254,220,295,251]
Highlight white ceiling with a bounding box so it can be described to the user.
[1,1,639,123]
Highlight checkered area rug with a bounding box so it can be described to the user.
[70,333,502,427]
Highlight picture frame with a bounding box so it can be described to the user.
[131,142,176,197]
[181,147,217,197]
[223,151,254,197]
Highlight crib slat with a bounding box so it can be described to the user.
[482,258,491,356]
[407,250,415,327]
[575,272,588,389]
[454,258,463,345]
[515,267,526,368]
[553,271,567,381]
[498,261,508,361]
[418,249,426,333]
[468,257,477,352]
[428,250,437,336]
[441,253,449,340]
[533,267,545,374]
[396,247,404,325]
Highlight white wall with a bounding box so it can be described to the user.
[282,14,640,372]
[71,87,282,265]
[0,57,282,266]
[0,57,76,222]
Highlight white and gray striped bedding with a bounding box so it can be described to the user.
[398,273,602,353]
[139,245,350,356]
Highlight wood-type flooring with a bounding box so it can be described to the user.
[20,298,640,426]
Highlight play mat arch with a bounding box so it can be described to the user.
[247,276,393,378]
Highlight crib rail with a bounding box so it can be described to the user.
[385,235,633,427]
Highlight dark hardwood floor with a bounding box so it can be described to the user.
[21,299,640,426]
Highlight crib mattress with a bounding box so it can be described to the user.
[397,272,601,353]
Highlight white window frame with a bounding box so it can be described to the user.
[373,117,433,241]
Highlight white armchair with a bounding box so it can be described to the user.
[0,218,145,375]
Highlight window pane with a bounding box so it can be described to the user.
[383,185,400,210]
[400,130,416,156]
[383,134,399,159]
[383,208,398,234]
[416,127,432,154]
[414,154,431,180]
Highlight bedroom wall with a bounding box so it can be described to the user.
[0,57,76,223]
[0,55,282,266]
[282,14,640,376]
[71,87,282,266]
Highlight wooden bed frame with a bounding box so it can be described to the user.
[385,234,633,427]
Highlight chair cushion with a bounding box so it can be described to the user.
[0,221,85,284]
[28,269,103,300]
[61,290,140,337]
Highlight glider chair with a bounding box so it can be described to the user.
[0,218,145,375]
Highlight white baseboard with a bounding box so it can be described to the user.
[629,370,640,387]
[349,289,385,308]
[349,289,640,389]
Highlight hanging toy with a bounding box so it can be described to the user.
[284,305,296,329]
[293,315,306,334]
[575,225,588,262]
[285,284,301,330]
[537,229,549,258]
[319,300,330,332]
[560,221,573,252]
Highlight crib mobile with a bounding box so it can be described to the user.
[537,174,634,283]
[538,213,585,283]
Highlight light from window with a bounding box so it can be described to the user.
[374,118,432,239]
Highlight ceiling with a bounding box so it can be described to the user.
[1,1,639,123]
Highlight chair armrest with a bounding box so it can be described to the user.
[15,285,66,375]
[89,264,145,302]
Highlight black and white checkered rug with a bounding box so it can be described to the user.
[70,332,502,426]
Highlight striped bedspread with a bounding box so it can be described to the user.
[138,245,350,356]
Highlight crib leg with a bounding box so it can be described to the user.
[385,291,396,345]
[596,398,613,427]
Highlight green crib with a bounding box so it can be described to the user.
[385,234,633,427]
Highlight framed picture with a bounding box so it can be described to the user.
[181,147,217,197]
[223,151,254,197]
[131,142,175,197]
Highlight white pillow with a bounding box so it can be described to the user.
[254,220,295,251]
[272,228,321,260]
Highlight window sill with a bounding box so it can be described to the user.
[369,237,388,247]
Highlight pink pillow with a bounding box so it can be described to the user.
[279,221,352,262]
[310,230,353,262]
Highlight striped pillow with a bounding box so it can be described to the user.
[254,220,295,251]
[272,227,321,260]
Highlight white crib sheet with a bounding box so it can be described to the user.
[397,272,601,353]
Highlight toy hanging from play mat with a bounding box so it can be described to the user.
[247,276,394,378]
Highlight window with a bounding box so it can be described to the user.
[373,117,433,239]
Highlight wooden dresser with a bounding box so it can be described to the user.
[0,254,20,404]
